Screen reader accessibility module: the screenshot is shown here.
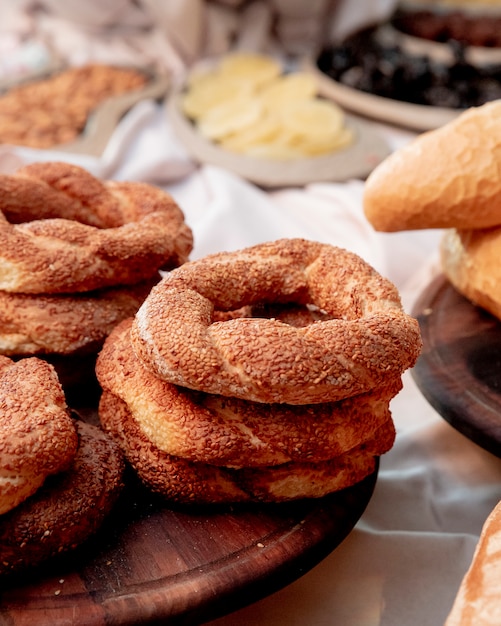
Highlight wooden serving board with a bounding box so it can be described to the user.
[412,275,501,457]
[0,404,378,626]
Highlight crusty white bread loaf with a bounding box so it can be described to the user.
[363,100,501,232]
[441,227,501,320]
[445,500,501,625]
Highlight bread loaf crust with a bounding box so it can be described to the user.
[363,101,501,232]
[440,227,501,320]
[445,500,501,625]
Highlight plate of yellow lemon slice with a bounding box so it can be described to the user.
[167,52,392,187]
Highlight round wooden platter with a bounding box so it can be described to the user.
[412,275,501,456]
[167,75,391,188]
[0,405,378,626]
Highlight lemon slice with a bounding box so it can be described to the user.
[181,74,254,120]
[197,97,264,140]
[280,99,345,142]
[260,73,318,110]
[219,113,282,152]
[294,127,355,156]
[218,52,282,87]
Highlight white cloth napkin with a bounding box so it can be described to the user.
[170,166,386,272]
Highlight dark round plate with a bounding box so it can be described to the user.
[0,430,378,625]
[412,275,501,456]
[307,60,458,132]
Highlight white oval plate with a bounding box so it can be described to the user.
[166,68,391,188]
[59,71,170,156]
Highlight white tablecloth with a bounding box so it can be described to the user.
[2,2,501,624]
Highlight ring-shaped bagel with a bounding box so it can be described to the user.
[0,356,78,515]
[131,238,422,404]
[0,420,124,575]
[0,278,158,355]
[0,162,193,294]
[99,391,391,504]
[97,319,400,467]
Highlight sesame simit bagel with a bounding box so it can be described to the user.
[99,390,394,504]
[97,319,402,468]
[0,278,159,356]
[0,420,124,575]
[0,161,193,294]
[0,355,78,515]
[131,238,422,405]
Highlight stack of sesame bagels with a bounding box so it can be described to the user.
[0,161,193,390]
[0,355,124,575]
[363,100,501,321]
[96,238,422,504]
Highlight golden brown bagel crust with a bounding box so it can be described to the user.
[363,101,501,232]
[131,238,422,404]
[441,228,501,320]
[0,420,124,576]
[97,319,401,467]
[0,356,78,515]
[0,278,158,355]
[99,391,392,504]
[0,162,193,294]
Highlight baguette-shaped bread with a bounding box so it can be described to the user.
[445,500,501,625]
[440,227,501,321]
[363,101,501,232]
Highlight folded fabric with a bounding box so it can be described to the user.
[168,165,386,273]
